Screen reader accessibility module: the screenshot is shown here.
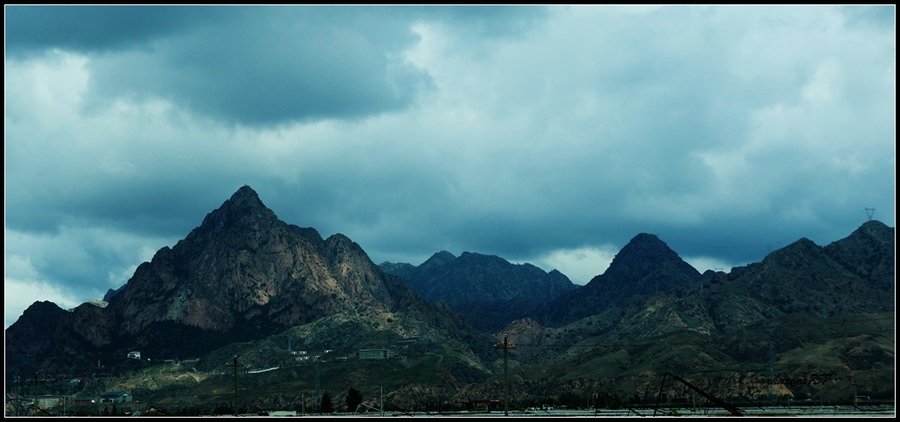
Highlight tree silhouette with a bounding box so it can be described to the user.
[346,387,363,412]
[321,391,333,414]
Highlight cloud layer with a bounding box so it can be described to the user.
[5,5,895,327]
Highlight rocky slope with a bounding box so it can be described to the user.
[5,189,893,412]
[454,222,895,408]
[823,220,895,292]
[536,233,703,327]
[108,186,406,337]
[6,186,494,385]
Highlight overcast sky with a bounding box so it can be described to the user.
[4,5,896,328]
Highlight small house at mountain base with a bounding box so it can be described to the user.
[100,391,132,403]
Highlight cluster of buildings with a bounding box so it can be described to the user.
[285,336,423,363]
[6,391,132,413]
[358,336,425,360]
[358,348,397,360]
[71,391,132,405]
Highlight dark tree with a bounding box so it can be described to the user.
[321,391,333,414]
[346,387,363,412]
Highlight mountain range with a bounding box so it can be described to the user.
[380,251,576,332]
[6,187,494,397]
[5,186,894,415]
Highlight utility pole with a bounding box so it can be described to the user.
[226,356,242,416]
[314,357,321,412]
[494,335,516,416]
[380,384,384,417]
[14,375,20,416]
[29,373,44,416]
[768,328,775,407]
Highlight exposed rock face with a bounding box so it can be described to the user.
[704,234,894,333]
[107,185,403,337]
[6,185,492,381]
[381,251,577,332]
[103,286,123,302]
[612,292,717,340]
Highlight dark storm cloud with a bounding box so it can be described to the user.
[78,7,432,126]
[4,6,894,327]
[6,181,232,238]
[5,6,227,55]
[8,6,549,127]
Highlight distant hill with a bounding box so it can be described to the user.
[535,233,703,327]
[515,221,896,341]
[380,251,577,332]
[457,221,895,408]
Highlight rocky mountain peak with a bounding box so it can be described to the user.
[19,300,69,322]
[419,250,457,270]
[325,232,359,252]
[763,237,819,262]
[166,185,284,258]
[823,220,895,292]
[601,232,698,282]
[194,185,277,235]
[102,185,409,340]
[6,185,498,385]
[620,232,677,256]
[431,250,457,262]
[542,233,701,325]
[856,219,893,239]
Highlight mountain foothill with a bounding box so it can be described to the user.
[5,186,894,414]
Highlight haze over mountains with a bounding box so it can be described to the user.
[5,186,894,414]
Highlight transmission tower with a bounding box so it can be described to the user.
[865,208,876,221]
